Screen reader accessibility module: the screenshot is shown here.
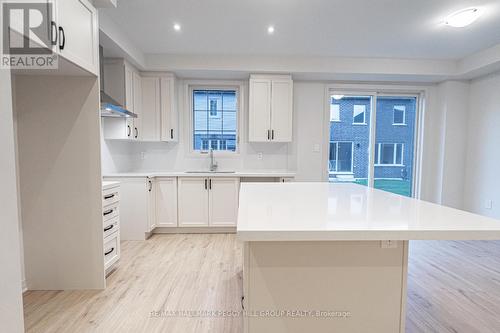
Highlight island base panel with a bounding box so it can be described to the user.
[243,240,408,333]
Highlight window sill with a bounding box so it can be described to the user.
[352,123,367,126]
[392,123,407,126]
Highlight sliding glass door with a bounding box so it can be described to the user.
[328,92,419,197]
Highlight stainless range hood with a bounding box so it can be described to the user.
[99,46,137,118]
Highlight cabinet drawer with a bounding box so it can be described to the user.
[104,217,120,239]
[102,187,120,207]
[104,232,120,270]
[102,202,119,222]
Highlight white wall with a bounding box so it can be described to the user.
[463,72,500,218]
[102,77,464,203]
[0,70,25,332]
[102,79,291,174]
[437,81,470,209]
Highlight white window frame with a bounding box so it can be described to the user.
[352,104,367,125]
[189,84,240,155]
[393,105,406,125]
[330,100,340,122]
[374,143,404,166]
[329,141,354,174]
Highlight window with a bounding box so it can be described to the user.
[330,102,340,122]
[353,105,366,124]
[329,141,353,173]
[192,88,238,152]
[393,105,406,125]
[374,143,404,165]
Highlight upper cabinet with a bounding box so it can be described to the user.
[55,0,99,75]
[103,69,178,142]
[249,74,293,142]
[160,76,178,142]
[102,60,142,140]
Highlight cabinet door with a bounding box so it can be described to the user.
[209,178,240,226]
[156,178,178,227]
[270,79,293,142]
[105,178,149,240]
[147,179,156,231]
[249,79,271,142]
[141,77,161,141]
[132,71,142,140]
[160,77,177,142]
[178,178,209,227]
[56,0,98,75]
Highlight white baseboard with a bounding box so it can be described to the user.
[153,227,236,234]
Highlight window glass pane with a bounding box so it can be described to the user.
[330,103,340,122]
[393,105,405,124]
[329,95,372,185]
[375,97,417,197]
[337,142,353,172]
[381,144,394,164]
[193,89,237,152]
[395,144,403,164]
[353,105,365,124]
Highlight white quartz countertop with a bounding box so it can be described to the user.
[237,182,500,241]
[103,170,296,178]
[102,181,120,190]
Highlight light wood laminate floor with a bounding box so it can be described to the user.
[24,235,500,332]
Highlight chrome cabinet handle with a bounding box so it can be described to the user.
[58,26,65,50]
[209,179,212,190]
[103,209,113,216]
[104,225,114,232]
[204,179,208,190]
[134,127,138,139]
[271,130,275,140]
[148,180,152,192]
[104,247,114,256]
[50,21,57,45]
[170,129,174,139]
[127,125,131,137]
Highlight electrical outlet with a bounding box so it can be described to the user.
[485,199,493,210]
[257,152,263,160]
[381,240,398,249]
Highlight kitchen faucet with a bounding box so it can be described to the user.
[209,148,218,172]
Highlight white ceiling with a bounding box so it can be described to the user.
[102,0,500,60]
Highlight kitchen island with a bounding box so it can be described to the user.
[237,182,500,333]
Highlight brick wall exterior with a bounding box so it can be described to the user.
[330,96,416,180]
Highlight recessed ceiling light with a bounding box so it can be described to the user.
[267,25,275,34]
[173,23,181,31]
[445,8,481,28]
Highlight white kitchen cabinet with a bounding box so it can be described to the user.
[160,75,178,142]
[178,178,210,227]
[104,177,155,240]
[209,178,240,226]
[249,74,293,142]
[155,178,178,227]
[102,61,141,140]
[56,0,99,75]
[178,177,239,227]
[141,77,161,141]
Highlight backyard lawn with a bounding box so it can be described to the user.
[353,179,412,197]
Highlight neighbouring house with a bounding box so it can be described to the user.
[329,96,416,182]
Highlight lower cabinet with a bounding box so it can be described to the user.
[155,178,178,227]
[178,177,240,227]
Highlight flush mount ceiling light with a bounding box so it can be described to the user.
[267,25,275,34]
[332,95,344,100]
[445,8,481,27]
[173,23,181,31]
